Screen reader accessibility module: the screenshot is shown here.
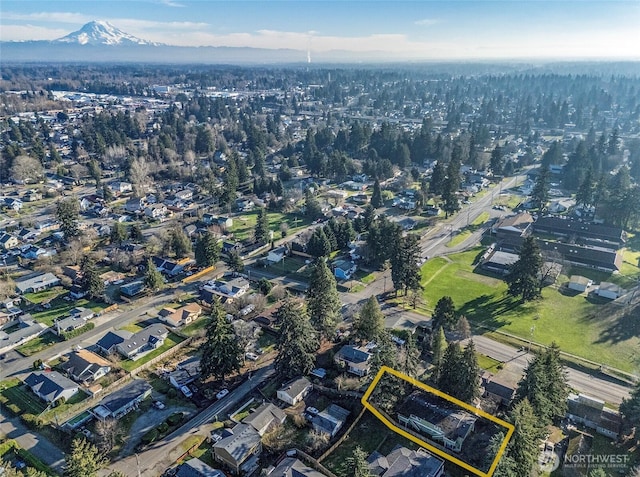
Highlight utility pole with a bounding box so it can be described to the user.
[135,453,141,477]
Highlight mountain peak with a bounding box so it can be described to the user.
[55,21,159,46]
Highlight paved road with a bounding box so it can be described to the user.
[105,365,275,477]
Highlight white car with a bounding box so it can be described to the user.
[245,352,259,361]
[180,385,193,398]
[153,401,166,410]
[305,406,319,415]
[216,389,229,400]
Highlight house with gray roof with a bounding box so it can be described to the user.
[335,345,372,376]
[24,371,79,403]
[91,379,152,420]
[60,350,111,385]
[15,272,60,294]
[116,324,169,359]
[212,423,262,475]
[276,377,312,406]
[312,404,350,438]
[96,329,134,355]
[266,457,326,477]
[242,403,286,436]
[175,458,224,477]
[367,446,444,477]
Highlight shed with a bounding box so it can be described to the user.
[568,275,592,293]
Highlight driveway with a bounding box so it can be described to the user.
[0,414,66,473]
[119,404,197,457]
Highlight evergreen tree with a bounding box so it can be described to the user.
[194,231,220,268]
[274,297,318,379]
[430,326,446,381]
[345,446,373,477]
[169,225,192,258]
[431,296,457,331]
[459,340,481,403]
[254,207,270,244]
[226,250,245,272]
[200,300,243,381]
[576,168,595,207]
[354,296,385,342]
[531,164,550,211]
[64,438,106,477]
[307,228,332,258]
[304,188,323,219]
[390,234,422,296]
[429,161,446,196]
[620,380,640,437]
[507,236,543,302]
[306,258,341,341]
[371,179,383,208]
[80,256,104,300]
[401,333,420,379]
[129,223,143,242]
[437,342,464,397]
[516,343,569,425]
[144,258,164,292]
[56,197,80,239]
[508,399,544,477]
[490,145,504,176]
[110,221,127,245]
[370,330,397,375]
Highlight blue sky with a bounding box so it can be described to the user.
[2,1,639,59]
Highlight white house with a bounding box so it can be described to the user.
[276,377,312,406]
[145,204,168,219]
[568,275,592,293]
[596,282,624,300]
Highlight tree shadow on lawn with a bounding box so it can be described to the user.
[458,293,522,328]
[593,304,640,346]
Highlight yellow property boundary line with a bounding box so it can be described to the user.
[361,366,514,477]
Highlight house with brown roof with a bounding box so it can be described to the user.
[566,393,623,439]
[158,303,202,328]
[60,349,112,385]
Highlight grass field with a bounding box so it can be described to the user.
[181,316,210,336]
[119,332,185,372]
[476,353,502,372]
[445,212,490,248]
[418,248,640,373]
[23,287,66,304]
[229,210,313,241]
[16,331,63,356]
[31,297,108,326]
[0,378,47,415]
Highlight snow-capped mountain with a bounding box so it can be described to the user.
[55,21,159,46]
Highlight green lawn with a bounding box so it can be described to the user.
[119,332,185,372]
[42,390,89,422]
[418,248,640,373]
[476,353,503,372]
[181,316,211,336]
[0,378,47,415]
[119,322,145,333]
[16,331,63,356]
[31,298,108,326]
[229,210,313,241]
[23,287,66,304]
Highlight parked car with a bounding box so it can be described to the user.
[153,401,166,410]
[216,389,229,400]
[306,406,319,415]
[245,352,259,361]
[180,385,193,398]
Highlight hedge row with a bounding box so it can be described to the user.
[61,322,95,340]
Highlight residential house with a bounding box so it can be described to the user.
[566,393,623,439]
[16,228,39,242]
[3,197,23,211]
[60,350,111,385]
[116,324,169,360]
[333,260,357,281]
[21,245,50,260]
[235,198,254,211]
[480,250,519,275]
[35,220,59,233]
[202,213,233,228]
[120,280,146,297]
[395,217,417,231]
[109,181,133,195]
[99,270,126,286]
[145,204,168,219]
[91,379,153,420]
[212,423,262,475]
[568,275,592,293]
[152,256,192,276]
[242,403,286,436]
[158,303,202,328]
[175,459,224,477]
[175,189,193,202]
[367,447,445,477]
[266,246,288,264]
[23,190,43,202]
[0,316,48,354]
[201,277,250,302]
[68,285,87,300]
[24,371,79,403]
[335,345,372,377]
[125,197,146,213]
[168,357,201,389]
[0,233,19,250]
[79,195,105,212]
[491,212,534,241]
[597,282,624,300]
[276,377,312,406]
[266,457,326,477]
[96,330,134,355]
[312,404,350,437]
[481,364,522,406]
[54,314,88,336]
[15,272,60,294]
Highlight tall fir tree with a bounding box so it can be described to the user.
[345,446,373,477]
[200,299,244,381]
[430,326,447,382]
[354,295,385,342]
[56,197,80,239]
[431,296,457,331]
[274,297,318,379]
[64,438,106,477]
[531,164,550,211]
[80,256,104,300]
[620,380,640,438]
[437,342,464,397]
[144,257,164,292]
[306,258,341,341]
[390,234,422,296]
[254,207,270,244]
[490,145,504,176]
[507,236,543,302]
[508,399,544,477]
[195,231,220,268]
[371,179,383,208]
[459,340,481,403]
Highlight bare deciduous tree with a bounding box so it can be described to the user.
[10,155,44,183]
[129,156,150,196]
[94,418,123,453]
